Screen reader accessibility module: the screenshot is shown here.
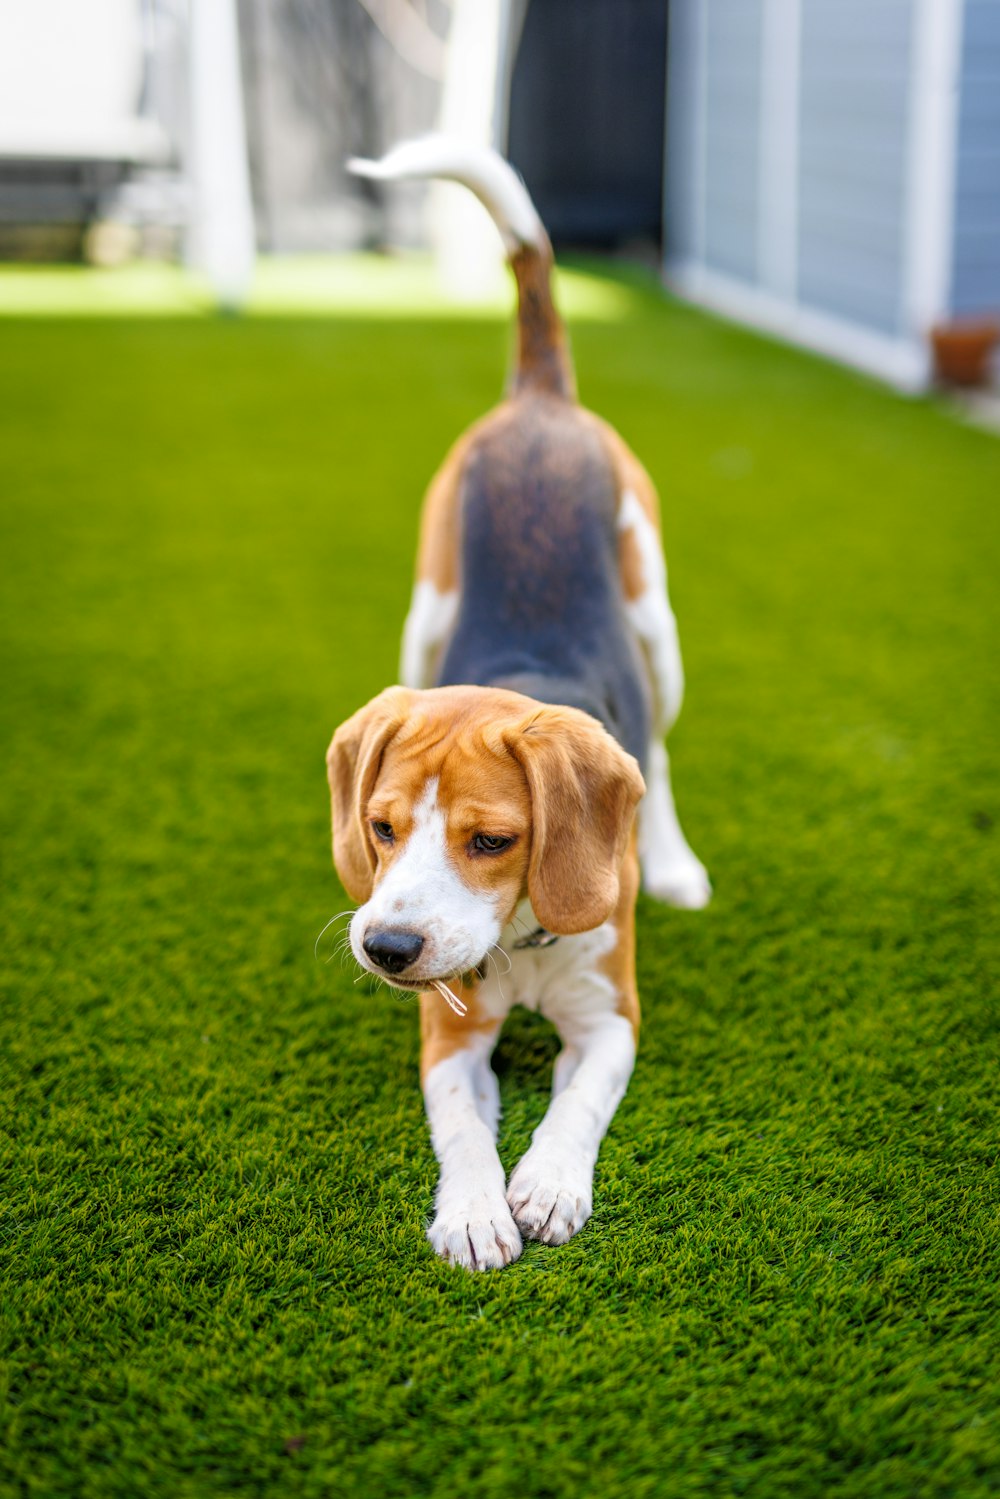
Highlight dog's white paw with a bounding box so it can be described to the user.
[506,1150,593,1245]
[642,855,712,910]
[428,1201,522,1271]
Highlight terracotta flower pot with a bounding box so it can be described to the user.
[930,318,1000,388]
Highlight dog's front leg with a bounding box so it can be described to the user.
[422,1011,522,1271]
[506,1011,636,1246]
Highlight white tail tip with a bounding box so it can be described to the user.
[347,134,545,255]
[347,156,395,181]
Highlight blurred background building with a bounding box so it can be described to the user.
[0,0,997,389]
[666,0,1000,389]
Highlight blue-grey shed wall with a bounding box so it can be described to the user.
[950,0,1000,315]
[666,0,918,338]
[664,0,766,279]
[797,0,915,337]
[702,0,763,282]
[665,0,700,263]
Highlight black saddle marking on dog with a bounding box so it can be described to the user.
[437,397,651,769]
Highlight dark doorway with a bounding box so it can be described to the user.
[507,0,668,251]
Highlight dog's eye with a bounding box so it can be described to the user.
[372,820,395,843]
[471,833,514,855]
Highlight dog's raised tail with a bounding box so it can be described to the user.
[348,135,575,401]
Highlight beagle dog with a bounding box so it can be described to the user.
[328,137,709,1271]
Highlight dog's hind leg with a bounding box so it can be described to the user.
[400,580,459,689]
[617,476,711,910]
[638,739,711,909]
[399,431,470,689]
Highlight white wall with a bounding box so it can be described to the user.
[0,0,167,161]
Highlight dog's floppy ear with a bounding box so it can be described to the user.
[326,687,415,903]
[503,707,645,935]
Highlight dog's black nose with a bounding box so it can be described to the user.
[363,928,425,975]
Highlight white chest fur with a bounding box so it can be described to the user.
[476,899,619,1032]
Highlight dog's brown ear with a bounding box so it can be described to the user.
[326,687,415,903]
[503,707,645,935]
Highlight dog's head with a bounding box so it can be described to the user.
[327,685,644,990]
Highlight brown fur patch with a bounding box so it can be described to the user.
[501,704,644,935]
[577,410,665,603]
[509,244,576,400]
[414,427,476,593]
[590,415,664,532]
[416,395,621,605]
[414,401,665,609]
[365,690,534,919]
[618,520,647,604]
[602,831,641,1039]
[461,396,617,595]
[419,983,497,1078]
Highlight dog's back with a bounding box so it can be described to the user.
[438,398,650,766]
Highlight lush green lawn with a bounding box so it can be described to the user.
[2,262,998,1498]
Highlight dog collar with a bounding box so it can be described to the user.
[512,926,560,950]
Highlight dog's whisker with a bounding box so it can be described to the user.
[314,909,355,961]
[325,933,348,964]
[485,947,508,1006]
[490,941,512,975]
[324,930,356,965]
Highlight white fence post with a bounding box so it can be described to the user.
[188,0,256,310]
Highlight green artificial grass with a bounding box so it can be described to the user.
[0,254,632,320]
[1,260,998,1499]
